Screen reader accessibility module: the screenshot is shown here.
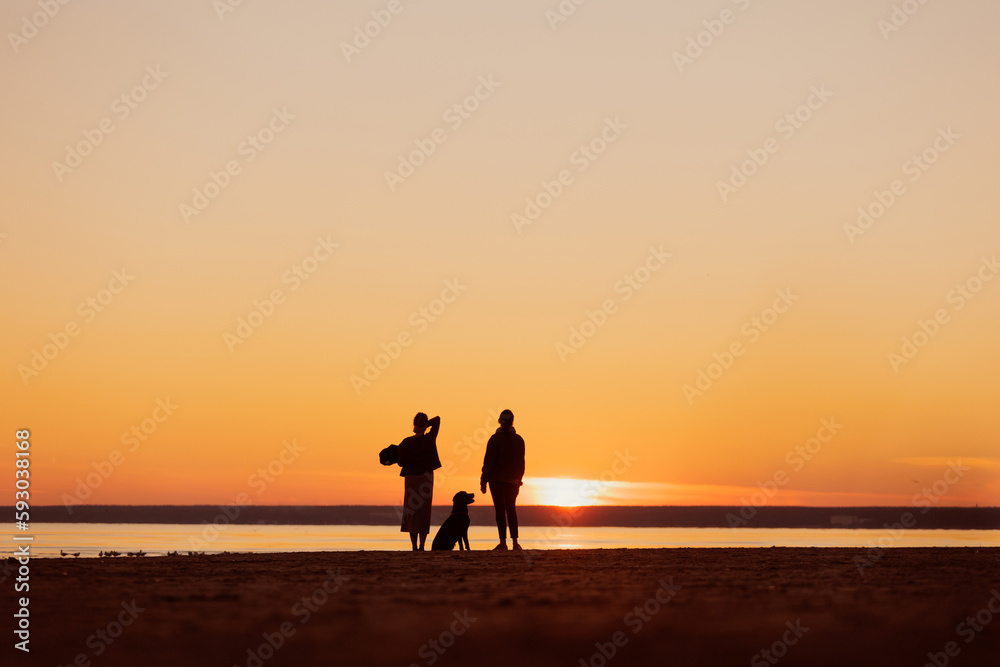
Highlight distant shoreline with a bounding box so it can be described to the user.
[9,505,999,529]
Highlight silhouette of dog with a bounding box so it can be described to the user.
[431,491,476,551]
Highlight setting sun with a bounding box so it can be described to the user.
[523,477,603,507]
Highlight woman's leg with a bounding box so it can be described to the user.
[489,482,508,545]
[505,483,520,548]
[417,472,433,550]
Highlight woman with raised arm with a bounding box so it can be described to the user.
[397,412,441,551]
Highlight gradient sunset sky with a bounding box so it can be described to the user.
[2,0,998,509]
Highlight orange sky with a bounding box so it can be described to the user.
[2,0,998,511]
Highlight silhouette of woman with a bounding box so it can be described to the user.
[480,409,525,550]
[397,412,441,551]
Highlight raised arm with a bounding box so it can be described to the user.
[427,415,440,439]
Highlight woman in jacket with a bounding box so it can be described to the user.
[480,409,525,551]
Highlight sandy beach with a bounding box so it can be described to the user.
[6,547,998,666]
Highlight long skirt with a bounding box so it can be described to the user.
[400,471,434,534]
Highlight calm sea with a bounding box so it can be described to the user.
[4,523,999,557]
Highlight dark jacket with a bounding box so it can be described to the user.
[398,417,442,477]
[480,426,525,486]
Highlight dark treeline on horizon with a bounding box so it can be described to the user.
[13,505,1000,530]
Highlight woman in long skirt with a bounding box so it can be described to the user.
[397,413,441,551]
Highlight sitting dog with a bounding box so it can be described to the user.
[431,491,476,551]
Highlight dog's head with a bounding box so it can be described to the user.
[452,491,475,508]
